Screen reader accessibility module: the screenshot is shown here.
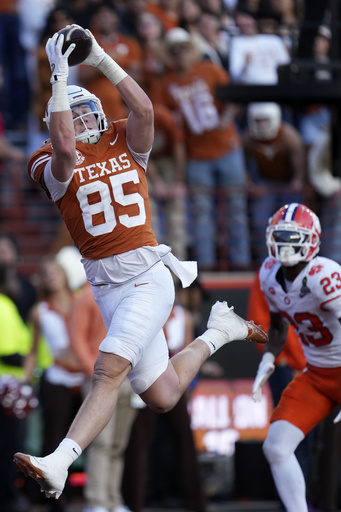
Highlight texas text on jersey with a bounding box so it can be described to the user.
[28,120,157,260]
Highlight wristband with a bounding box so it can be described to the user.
[50,82,70,113]
[97,54,127,86]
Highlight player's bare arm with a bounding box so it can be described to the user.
[49,111,77,182]
[83,28,154,154]
[252,311,287,402]
[267,311,289,359]
[116,76,154,154]
[45,33,77,182]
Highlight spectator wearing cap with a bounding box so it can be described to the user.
[150,27,251,271]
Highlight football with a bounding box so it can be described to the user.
[58,25,92,67]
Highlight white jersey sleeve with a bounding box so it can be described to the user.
[259,257,282,313]
[309,257,341,315]
[43,159,73,202]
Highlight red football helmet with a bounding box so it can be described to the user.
[266,203,321,266]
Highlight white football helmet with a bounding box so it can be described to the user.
[266,203,321,267]
[44,85,108,144]
[247,102,281,141]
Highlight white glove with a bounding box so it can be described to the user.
[334,409,341,424]
[252,352,276,402]
[82,29,106,67]
[45,32,75,84]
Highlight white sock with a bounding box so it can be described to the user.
[44,438,82,468]
[200,329,227,355]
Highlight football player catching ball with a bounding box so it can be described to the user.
[13,25,267,499]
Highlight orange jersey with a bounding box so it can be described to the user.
[149,60,241,160]
[28,121,157,260]
[243,123,300,181]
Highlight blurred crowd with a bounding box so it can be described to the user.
[0,0,339,273]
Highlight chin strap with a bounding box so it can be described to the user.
[77,129,101,144]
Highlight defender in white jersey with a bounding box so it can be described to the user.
[252,203,341,512]
[13,25,267,500]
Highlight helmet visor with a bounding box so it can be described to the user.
[71,100,99,120]
[272,230,305,244]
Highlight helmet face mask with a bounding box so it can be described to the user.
[266,204,321,267]
[44,85,108,144]
[71,99,103,144]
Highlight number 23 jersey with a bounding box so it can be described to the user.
[259,256,341,368]
[28,120,157,260]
